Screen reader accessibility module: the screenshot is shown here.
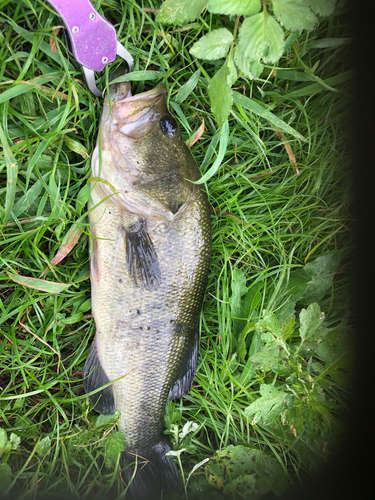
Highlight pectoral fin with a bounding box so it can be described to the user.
[83,336,116,415]
[168,330,199,400]
[124,218,161,291]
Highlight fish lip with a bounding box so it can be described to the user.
[117,84,167,104]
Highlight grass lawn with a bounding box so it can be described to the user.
[0,1,354,499]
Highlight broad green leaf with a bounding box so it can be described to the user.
[0,123,18,225]
[156,0,207,25]
[238,11,284,64]
[8,433,21,451]
[7,272,71,294]
[0,463,12,490]
[174,70,201,103]
[233,44,264,80]
[301,252,340,304]
[194,119,229,183]
[36,436,51,457]
[299,303,328,343]
[245,384,291,424]
[101,431,125,468]
[207,0,261,16]
[232,91,306,141]
[190,28,233,60]
[307,0,336,17]
[281,314,295,341]
[95,411,120,429]
[207,50,238,126]
[271,0,318,31]
[76,183,91,216]
[0,429,7,450]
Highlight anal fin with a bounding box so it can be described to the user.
[83,336,116,414]
[168,330,199,400]
[124,218,161,292]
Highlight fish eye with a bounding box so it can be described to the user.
[160,116,178,137]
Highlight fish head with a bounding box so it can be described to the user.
[92,81,202,221]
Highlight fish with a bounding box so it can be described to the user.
[82,71,211,500]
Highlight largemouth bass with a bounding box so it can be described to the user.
[83,74,211,499]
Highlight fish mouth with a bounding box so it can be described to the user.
[112,84,167,139]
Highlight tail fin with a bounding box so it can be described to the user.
[121,438,181,500]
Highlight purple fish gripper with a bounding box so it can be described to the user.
[46,0,134,96]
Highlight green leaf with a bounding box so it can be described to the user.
[0,429,7,450]
[307,0,337,17]
[281,315,295,341]
[7,272,72,294]
[12,174,48,217]
[207,0,261,16]
[231,267,248,338]
[0,463,12,490]
[207,52,237,127]
[271,0,318,31]
[245,384,291,424]
[174,70,201,103]
[195,120,229,183]
[101,431,125,468]
[64,135,89,159]
[36,436,51,457]
[234,46,264,79]
[305,38,351,49]
[0,123,18,225]
[238,11,284,64]
[238,322,256,362]
[190,28,233,60]
[301,252,340,304]
[156,0,207,25]
[232,91,306,141]
[109,70,165,84]
[8,433,21,451]
[299,303,328,343]
[95,411,120,429]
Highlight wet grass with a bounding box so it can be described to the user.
[0,0,353,498]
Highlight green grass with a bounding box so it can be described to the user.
[0,1,353,499]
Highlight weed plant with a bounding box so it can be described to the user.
[0,1,353,499]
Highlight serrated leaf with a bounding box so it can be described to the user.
[307,0,336,17]
[9,433,21,451]
[95,411,120,429]
[207,0,261,16]
[190,28,233,60]
[156,0,207,25]
[101,431,125,468]
[0,428,7,450]
[36,436,51,457]
[271,0,318,31]
[299,303,328,343]
[208,63,233,126]
[245,384,291,424]
[238,11,284,64]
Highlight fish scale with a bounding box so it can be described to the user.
[84,76,211,499]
